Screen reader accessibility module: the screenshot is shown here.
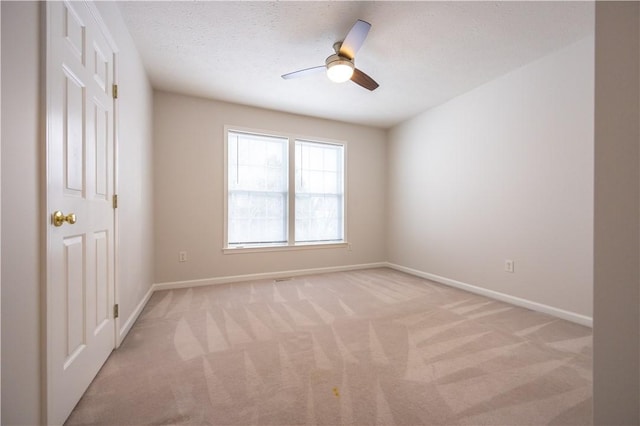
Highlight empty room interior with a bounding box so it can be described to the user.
[1,1,639,425]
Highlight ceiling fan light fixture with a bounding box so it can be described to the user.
[326,58,354,83]
[283,20,378,91]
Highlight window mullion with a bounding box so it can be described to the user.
[288,137,295,245]
[339,146,345,241]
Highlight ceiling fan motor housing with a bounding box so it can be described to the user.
[325,54,354,68]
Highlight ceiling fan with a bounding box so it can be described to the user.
[281,19,379,91]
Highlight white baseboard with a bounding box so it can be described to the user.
[124,261,591,344]
[152,262,388,291]
[386,262,593,328]
[117,285,154,347]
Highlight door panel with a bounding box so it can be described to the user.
[63,5,83,62]
[63,69,84,194]
[94,102,108,198]
[63,234,85,364]
[94,230,109,331]
[92,43,108,92]
[47,2,117,423]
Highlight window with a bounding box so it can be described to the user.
[295,141,344,243]
[227,132,288,245]
[225,128,345,250]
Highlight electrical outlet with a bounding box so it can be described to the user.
[505,259,514,273]
[179,251,187,262]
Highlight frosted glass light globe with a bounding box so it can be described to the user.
[326,61,354,83]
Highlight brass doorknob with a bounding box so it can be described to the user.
[52,211,76,227]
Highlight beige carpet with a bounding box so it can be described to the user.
[66,268,592,425]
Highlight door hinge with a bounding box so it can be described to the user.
[112,84,118,99]
[114,304,119,319]
[112,194,118,209]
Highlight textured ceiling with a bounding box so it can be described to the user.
[117,1,594,129]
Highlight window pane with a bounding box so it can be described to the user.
[228,131,288,245]
[295,140,344,242]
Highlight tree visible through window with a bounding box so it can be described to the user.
[226,129,345,248]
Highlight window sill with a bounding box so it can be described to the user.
[223,242,348,254]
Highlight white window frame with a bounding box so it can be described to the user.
[223,125,348,254]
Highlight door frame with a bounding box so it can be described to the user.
[43,1,120,423]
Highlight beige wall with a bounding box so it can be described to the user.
[95,2,155,338]
[0,2,154,423]
[593,2,640,424]
[387,37,595,319]
[1,3,42,424]
[153,92,387,284]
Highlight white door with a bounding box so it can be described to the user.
[46,2,117,424]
